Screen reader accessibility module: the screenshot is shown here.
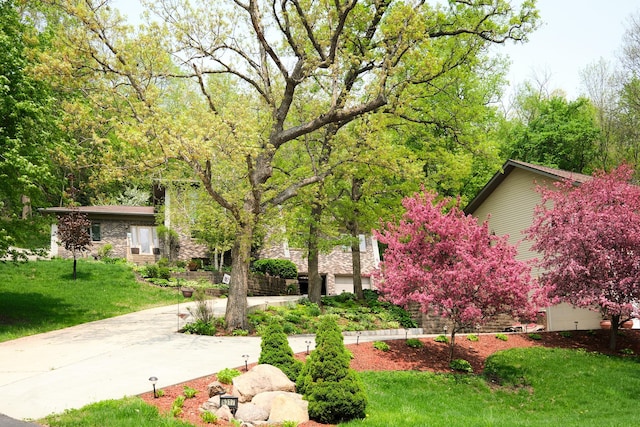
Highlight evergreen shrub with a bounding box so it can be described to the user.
[297,315,367,424]
[258,322,303,381]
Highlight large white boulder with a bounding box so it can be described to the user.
[232,364,296,403]
[268,393,309,424]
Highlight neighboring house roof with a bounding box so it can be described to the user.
[464,159,592,214]
[40,206,156,218]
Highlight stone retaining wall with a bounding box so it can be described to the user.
[171,271,298,296]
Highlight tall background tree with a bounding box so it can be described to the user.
[46,0,539,329]
[527,165,640,351]
[498,85,601,174]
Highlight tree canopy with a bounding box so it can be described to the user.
[375,189,539,359]
[527,165,640,350]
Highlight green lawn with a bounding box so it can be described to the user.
[42,397,194,427]
[0,259,186,342]
[342,347,640,426]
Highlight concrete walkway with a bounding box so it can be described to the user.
[0,296,412,422]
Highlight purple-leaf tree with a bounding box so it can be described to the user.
[527,165,640,350]
[375,190,539,361]
[57,211,92,280]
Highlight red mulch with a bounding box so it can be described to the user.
[139,329,640,427]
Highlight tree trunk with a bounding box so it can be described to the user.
[348,178,364,300]
[225,225,251,331]
[308,201,323,305]
[350,229,364,301]
[609,314,620,351]
[449,329,457,362]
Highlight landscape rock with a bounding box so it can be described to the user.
[233,364,295,403]
[200,395,220,412]
[251,391,304,413]
[207,381,226,398]
[215,405,233,421]
[268,393,309,423]
[235,402,269,423]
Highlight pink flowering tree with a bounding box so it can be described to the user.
[527,165,640,350]
[375,190,539,361]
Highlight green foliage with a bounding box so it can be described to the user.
[231,328,249,336]
[172,395,185,409]
[559,331,573,338]
[373,341,390,352]
[528,333,542,340]
[183,386,198,398]
[620,348,635,355]
[155,389,165,398]
[434,335,449,343]
[281,421,298,427]
[466,334,479,342]
[297,316,367,424]
[182,320,215,336]
[258,322,303,381]
[158,266,171,280]
[500,95,600,174]
[403,338,422,349]
[495,333,508,341]
[217,368,241,385]
[0,217,50,250]
[450,359,473,373]
[140,264,159,279]
[97,244,113,258]
[200,411,218,424]
[252,258,298,279]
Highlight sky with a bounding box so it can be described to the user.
[112,0,640,101]
[498,0,639,100]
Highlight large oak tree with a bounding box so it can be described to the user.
[48,0,539,329]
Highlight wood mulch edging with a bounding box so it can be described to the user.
[139,329,640,427]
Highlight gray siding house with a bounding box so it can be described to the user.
[465,159,602,331]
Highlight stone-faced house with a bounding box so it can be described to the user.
[464,159,602,331]
[41,205,208,264]
[258,234,381,296]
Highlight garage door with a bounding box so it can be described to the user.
[334,275,371,295]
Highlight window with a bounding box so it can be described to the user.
[90,223,101,241]
[130,226,159,255]
[359,234,367,252]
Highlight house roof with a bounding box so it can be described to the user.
[464,160,592,214]
[40,205,156,218]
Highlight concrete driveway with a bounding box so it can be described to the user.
[0,296,412,422]
[0,296,305,421]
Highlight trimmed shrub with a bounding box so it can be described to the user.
[258,322,303,381]
[406,338,423,348]
[297,315,367,424]
[252,258,298,279]
[434,334,449,343]
[373,341,390,352]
